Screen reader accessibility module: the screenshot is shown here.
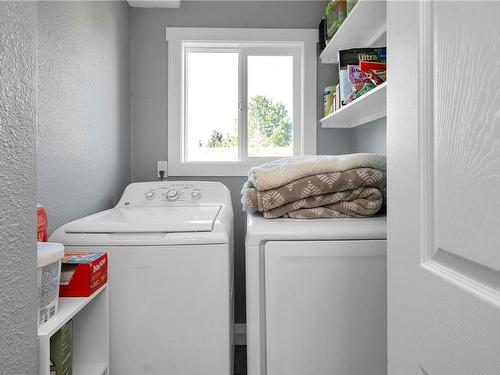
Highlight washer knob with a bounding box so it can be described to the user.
[166,188,179,201]
[191,190,201,200]
[145,190,156,200]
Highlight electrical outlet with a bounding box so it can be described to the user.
[157,161,168,179]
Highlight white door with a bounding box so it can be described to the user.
[388,1,500,374]
[265,240,387,375]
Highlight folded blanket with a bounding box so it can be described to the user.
[278,187,383,219]
[242,153,386,219]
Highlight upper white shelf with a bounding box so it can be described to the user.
[38,284,108,337]
[320,0,387,64]
[320,82,386,128]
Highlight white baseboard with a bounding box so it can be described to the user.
[234,323,246,345]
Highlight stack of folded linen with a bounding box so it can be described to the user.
[241,153,386,219]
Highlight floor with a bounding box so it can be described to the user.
[234,345,247,375]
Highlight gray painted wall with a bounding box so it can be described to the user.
[353,118,386,154]
[130,0,362,323]
[0,2,38,373]
[37,1,130,233]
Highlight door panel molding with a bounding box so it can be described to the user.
[419,0,500,307]
[422,258,500,309]
[419,0,435,264]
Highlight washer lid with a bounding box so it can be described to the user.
[64,205,221,233]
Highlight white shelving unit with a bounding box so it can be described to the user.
[320,82,386,128]
[38,284,109,375]
[320,0,387,64]
[319,0,387,128]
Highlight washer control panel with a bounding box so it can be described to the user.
[118,181,229,207]
[142,183,202,204]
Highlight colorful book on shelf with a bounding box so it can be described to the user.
[338,47,386,106]
[359,60,386,85]
[345,65,375,104]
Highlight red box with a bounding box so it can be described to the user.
[59,252,108,297]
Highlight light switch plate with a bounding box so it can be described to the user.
[157,161,168,178]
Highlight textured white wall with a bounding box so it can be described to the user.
[0,2,38,374]
[37,1,130,233]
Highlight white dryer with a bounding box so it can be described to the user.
[51,181,234,375]
[246,212,387,375]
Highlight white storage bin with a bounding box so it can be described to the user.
[37,242,64,326]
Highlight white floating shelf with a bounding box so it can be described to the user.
[320,0,387,64]
[320,83,386,128]
[38,284,108,337]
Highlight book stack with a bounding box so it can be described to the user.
[338,47,386,107]
[323,85,342,118]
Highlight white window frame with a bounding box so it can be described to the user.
[166,27,318,176]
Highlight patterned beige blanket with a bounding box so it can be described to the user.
[242,154,386,219]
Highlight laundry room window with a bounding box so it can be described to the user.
[185,50,240,162]
[167,28,318,176]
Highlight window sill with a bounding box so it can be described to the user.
[168,160,281,177]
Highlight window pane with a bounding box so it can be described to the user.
[186,51,239,161]
[247,55,294,158]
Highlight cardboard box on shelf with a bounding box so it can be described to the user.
[60,252,107,297]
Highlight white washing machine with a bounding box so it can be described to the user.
[245,212,387,375]
[51,181,234,375]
